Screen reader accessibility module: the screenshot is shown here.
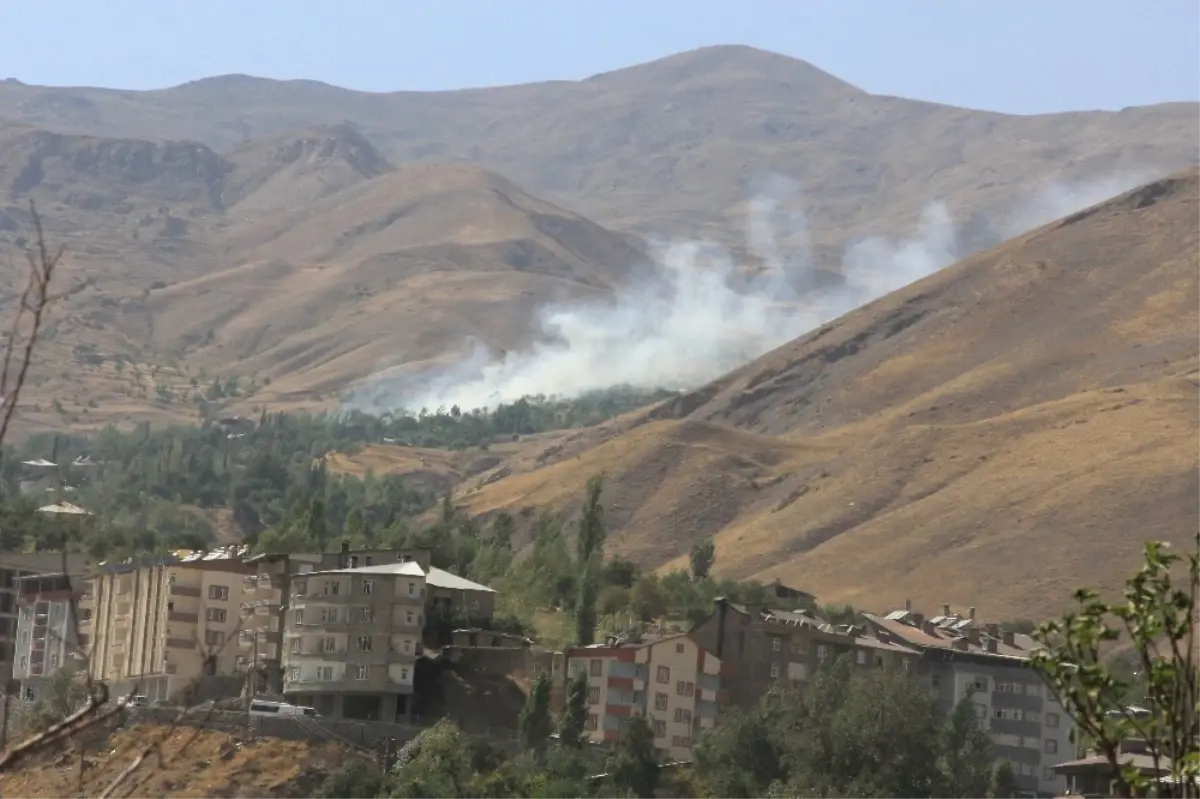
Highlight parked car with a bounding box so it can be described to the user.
[248,700,317,718]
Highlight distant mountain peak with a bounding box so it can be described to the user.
[586,44,864,95]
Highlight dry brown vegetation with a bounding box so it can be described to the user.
[0,723,357,798]
[0,46,1196,425]
[458,169,1200,621]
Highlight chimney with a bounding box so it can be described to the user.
[967,628,981,646]
[922,620,938,637]
[338,540,350,569]
[1002,630,1016,647]
[910,612,925,628]
[904,598,912,612]
[968,606,976,621]
[986,623,1000,639]
[942,603,951,618]
[985,638,999,654]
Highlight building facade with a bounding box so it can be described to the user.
[0,553,87,686]
[281,561,427,720]
[244,546,495,691]
[79,552,252,702]
[865,605,1075,797]
[690,599,920,708]
[567,633,729,762]
[11,571,85,703]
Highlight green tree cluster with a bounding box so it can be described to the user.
[318,655,1009,799]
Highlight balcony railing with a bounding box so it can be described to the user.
[240,599,281,613]
[288,648,349,657]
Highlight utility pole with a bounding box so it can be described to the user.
[243,630,258,740]
[0,680,12,750]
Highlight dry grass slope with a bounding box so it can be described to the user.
[0,46,1197,425]
[1,137,646,422]
[0,724,355,798]
[461,169,1200,620]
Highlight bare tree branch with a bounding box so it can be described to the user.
[0,200,63,446]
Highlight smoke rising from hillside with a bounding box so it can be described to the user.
[349,170,1162,414]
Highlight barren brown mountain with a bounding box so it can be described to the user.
[2,44,1197,255]
[0,45,1197,430]
[0,124,646,429]
[457,169,1200,621]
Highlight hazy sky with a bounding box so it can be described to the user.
[1,1,1196,114]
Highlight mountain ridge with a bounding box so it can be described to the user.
[1,44,1195,258]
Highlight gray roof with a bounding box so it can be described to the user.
[306,561,425,577]
[304,561,495,593]
[427,567,496,593]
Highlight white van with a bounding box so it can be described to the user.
[248,700,317,718]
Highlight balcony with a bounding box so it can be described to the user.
[237,631,280,649]
[240,598,281,612]
[169,585,201,598]
[285,673,409,694]
[166,637,195,649]
[283,679,351,693]
[168,611,198,624]
[288,647,349,658]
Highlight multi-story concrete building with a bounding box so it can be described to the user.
[243,545,496,691]
[0,553,87,687]
[865,604,1074,798]
[281,561,427,721]
[566,632,729,762]
[11,570,86,703]
[690,599,920,708]
[79,550,252,703]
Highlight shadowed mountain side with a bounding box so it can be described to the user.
[452,170,1200,620]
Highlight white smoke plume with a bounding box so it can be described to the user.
[348,169,1162,414]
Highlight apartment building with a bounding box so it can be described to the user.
[865,604,1074,798]
[11,571,86,703]
[690,599,920,708]
[0,553,87,686]
[281,561,426,721]
[79,550,253,703]
[242,545,496,690]
[566,632,729,762]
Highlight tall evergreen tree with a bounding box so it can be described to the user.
[575,559,598,646]
[518,674,553,756]
[576,474,605,562]
[559,670,589,749]
[608,715,659,798]
[303,495,328,550]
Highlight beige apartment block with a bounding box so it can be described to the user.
[79,553,252,703]
[243,546,496,692]
[567,633,730,762]
[281,561,427,721]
